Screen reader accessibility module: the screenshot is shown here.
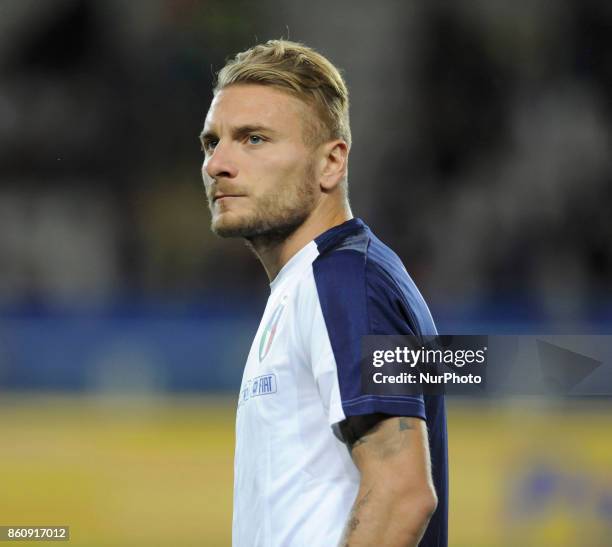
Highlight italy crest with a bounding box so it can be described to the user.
[259,296,287,362]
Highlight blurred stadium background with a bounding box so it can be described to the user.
[1,1,611,545]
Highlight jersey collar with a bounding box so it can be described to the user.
[314,217,366,254]
[269,240,319,291]
[269,218,367,291]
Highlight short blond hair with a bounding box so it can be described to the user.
[214,40,351,149]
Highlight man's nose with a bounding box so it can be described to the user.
[204,141,238,180]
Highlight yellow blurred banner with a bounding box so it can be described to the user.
[449,398,612,547]
[0,395,610,546]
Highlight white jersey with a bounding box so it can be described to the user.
[232,219,447,547]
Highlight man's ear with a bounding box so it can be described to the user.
[319,140,349,191]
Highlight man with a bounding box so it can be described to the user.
[200,40,447,547]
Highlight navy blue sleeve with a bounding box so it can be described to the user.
[312,249,426,421]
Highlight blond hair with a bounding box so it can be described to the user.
[214,40,351,149]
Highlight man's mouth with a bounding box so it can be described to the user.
[213,193,244,202]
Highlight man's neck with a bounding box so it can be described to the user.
[249,208,352,283]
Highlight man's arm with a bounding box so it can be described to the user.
[338,414,438,547]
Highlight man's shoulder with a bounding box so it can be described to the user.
[312,218,416,300]
[309,219,436,337]
[313,217,370,257]
[312,218,405,274]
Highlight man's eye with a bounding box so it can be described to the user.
[203,140,218,152]
[248,135,263,145]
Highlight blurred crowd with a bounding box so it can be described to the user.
[1,0,610,324]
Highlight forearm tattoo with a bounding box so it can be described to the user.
[339,414,415,457]
[340,488,372,546]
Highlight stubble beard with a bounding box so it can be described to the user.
[209,161,318,248]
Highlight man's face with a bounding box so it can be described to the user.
[201,84,319,241]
